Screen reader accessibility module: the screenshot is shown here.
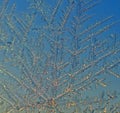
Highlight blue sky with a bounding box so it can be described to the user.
[94,0,120,19]
[10,0,120,17]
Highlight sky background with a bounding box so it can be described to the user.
[10,0,120,16]
[9,0,120,31]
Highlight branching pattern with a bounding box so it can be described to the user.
[0,0,120,113]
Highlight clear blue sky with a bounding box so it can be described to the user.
[10,0,120,18]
